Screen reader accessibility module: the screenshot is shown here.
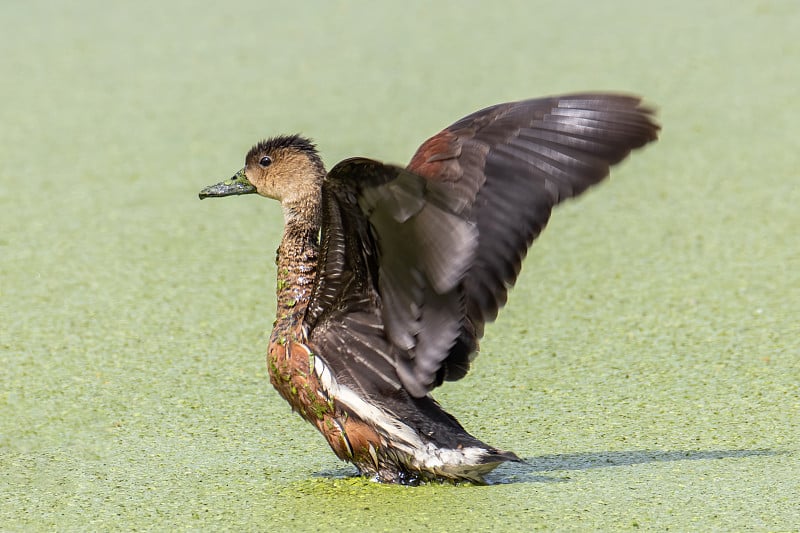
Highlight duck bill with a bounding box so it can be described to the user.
[198,169,256,199]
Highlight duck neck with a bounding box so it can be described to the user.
[274,193,321,329]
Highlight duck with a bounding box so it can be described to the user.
[199,93,659,484]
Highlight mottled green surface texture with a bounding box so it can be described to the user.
[1,1,798,530]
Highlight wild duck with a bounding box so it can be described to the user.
[199,93,659,484]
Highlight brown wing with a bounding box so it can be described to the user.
[406,93,659,389]
[306,93,659,399]
[306,159,478,398]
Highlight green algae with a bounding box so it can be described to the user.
[1,0,799,530]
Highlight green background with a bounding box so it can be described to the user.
[2,1,798,530]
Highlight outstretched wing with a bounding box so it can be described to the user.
[307,93,659,399]
[406,93,659,389]
[305,159,477,398]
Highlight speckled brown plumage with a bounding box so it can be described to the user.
[199,94,660,484]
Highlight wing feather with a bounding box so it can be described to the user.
[305,93,659,398]
[407,93,659,386]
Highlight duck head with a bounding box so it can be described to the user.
[199,134,325,205]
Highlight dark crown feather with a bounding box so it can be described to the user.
[247,134,319,161]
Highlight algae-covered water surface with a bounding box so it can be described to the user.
[1,1,798,530]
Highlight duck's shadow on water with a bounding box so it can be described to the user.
[486,448,783,485]
[314,449,783,485]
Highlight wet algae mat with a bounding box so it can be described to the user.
[1,1,798,530]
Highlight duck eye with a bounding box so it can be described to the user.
[259,156,272,167]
